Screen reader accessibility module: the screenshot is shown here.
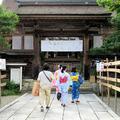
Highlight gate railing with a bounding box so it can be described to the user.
[97,57,120,113]
[0,71,6,107]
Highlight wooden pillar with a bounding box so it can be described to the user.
[21,24,24,50]
[83,31,90,80]
[39,35,42,66]
[34,32,40,66]
[114,56,117,113]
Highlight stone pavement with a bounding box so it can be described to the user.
[0,93,120,120]
[0,96,20,108]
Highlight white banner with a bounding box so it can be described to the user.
[0,59,6,70]
[96,62,104,72]
[41,39,83,52]
[93,36,103,48]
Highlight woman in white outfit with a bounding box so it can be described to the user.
[37,63,54,112]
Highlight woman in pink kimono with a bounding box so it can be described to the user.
[53,64,62,93]
[58,66,70,107]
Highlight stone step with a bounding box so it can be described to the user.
[22,79,94,93]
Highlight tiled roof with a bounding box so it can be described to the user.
[2,0,111,16]
[2,0,18,12]
[17,5,110,15]
[17,0,96,4]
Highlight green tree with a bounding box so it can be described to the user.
[90,0,120,55]
[0,6,19,48]
[97,0,120,30]
[97,0,120,12]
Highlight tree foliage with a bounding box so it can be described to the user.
[90,32,120,55]
[90,0,120,55]
[97,0,120,12]
[97,0,120,30]
[112,13,120,30]
[0,6,19,48]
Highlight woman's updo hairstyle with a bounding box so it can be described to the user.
[61,66,66,73]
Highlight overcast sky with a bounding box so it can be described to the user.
[0,0,3,4]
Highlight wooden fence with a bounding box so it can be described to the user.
[97,57,120,113]
[0,71,6,106]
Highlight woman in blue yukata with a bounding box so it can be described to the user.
[58,65,71,107]
[70,67,81,103]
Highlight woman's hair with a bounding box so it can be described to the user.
[71,67,77,72]
[61,66,66,73]
[58,64,62,69]
[42,63,50,70]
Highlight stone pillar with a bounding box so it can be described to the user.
[83,32,90,80]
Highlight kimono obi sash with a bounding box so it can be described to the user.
[71,76,79,81]
[60,76,67,84]
[71,72,79,81]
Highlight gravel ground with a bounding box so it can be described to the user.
[0,96,20,108]
[99,96,120,116]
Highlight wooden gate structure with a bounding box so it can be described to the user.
[97,57,120,113]
[1,0,112,80]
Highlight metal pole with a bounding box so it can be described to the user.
[114,56,117,113]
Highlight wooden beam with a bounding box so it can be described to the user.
[1,74,6,79]
[98,81,120,92]
[20,15,111,20]
[104,61,120,66]
[34,31,84,37]
[0,83,6,87]
[97,76,120,83]
[103,68,120,74]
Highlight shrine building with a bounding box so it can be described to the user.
[1,0,111,80]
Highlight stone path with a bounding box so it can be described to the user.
[0,93,120,120]
[0,96,20,108]
[99,97,120,116]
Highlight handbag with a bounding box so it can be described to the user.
[78,75,84,84]
[32,81,40,96]
[57,92,61,100]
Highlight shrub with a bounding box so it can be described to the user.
[2,81,21,96]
